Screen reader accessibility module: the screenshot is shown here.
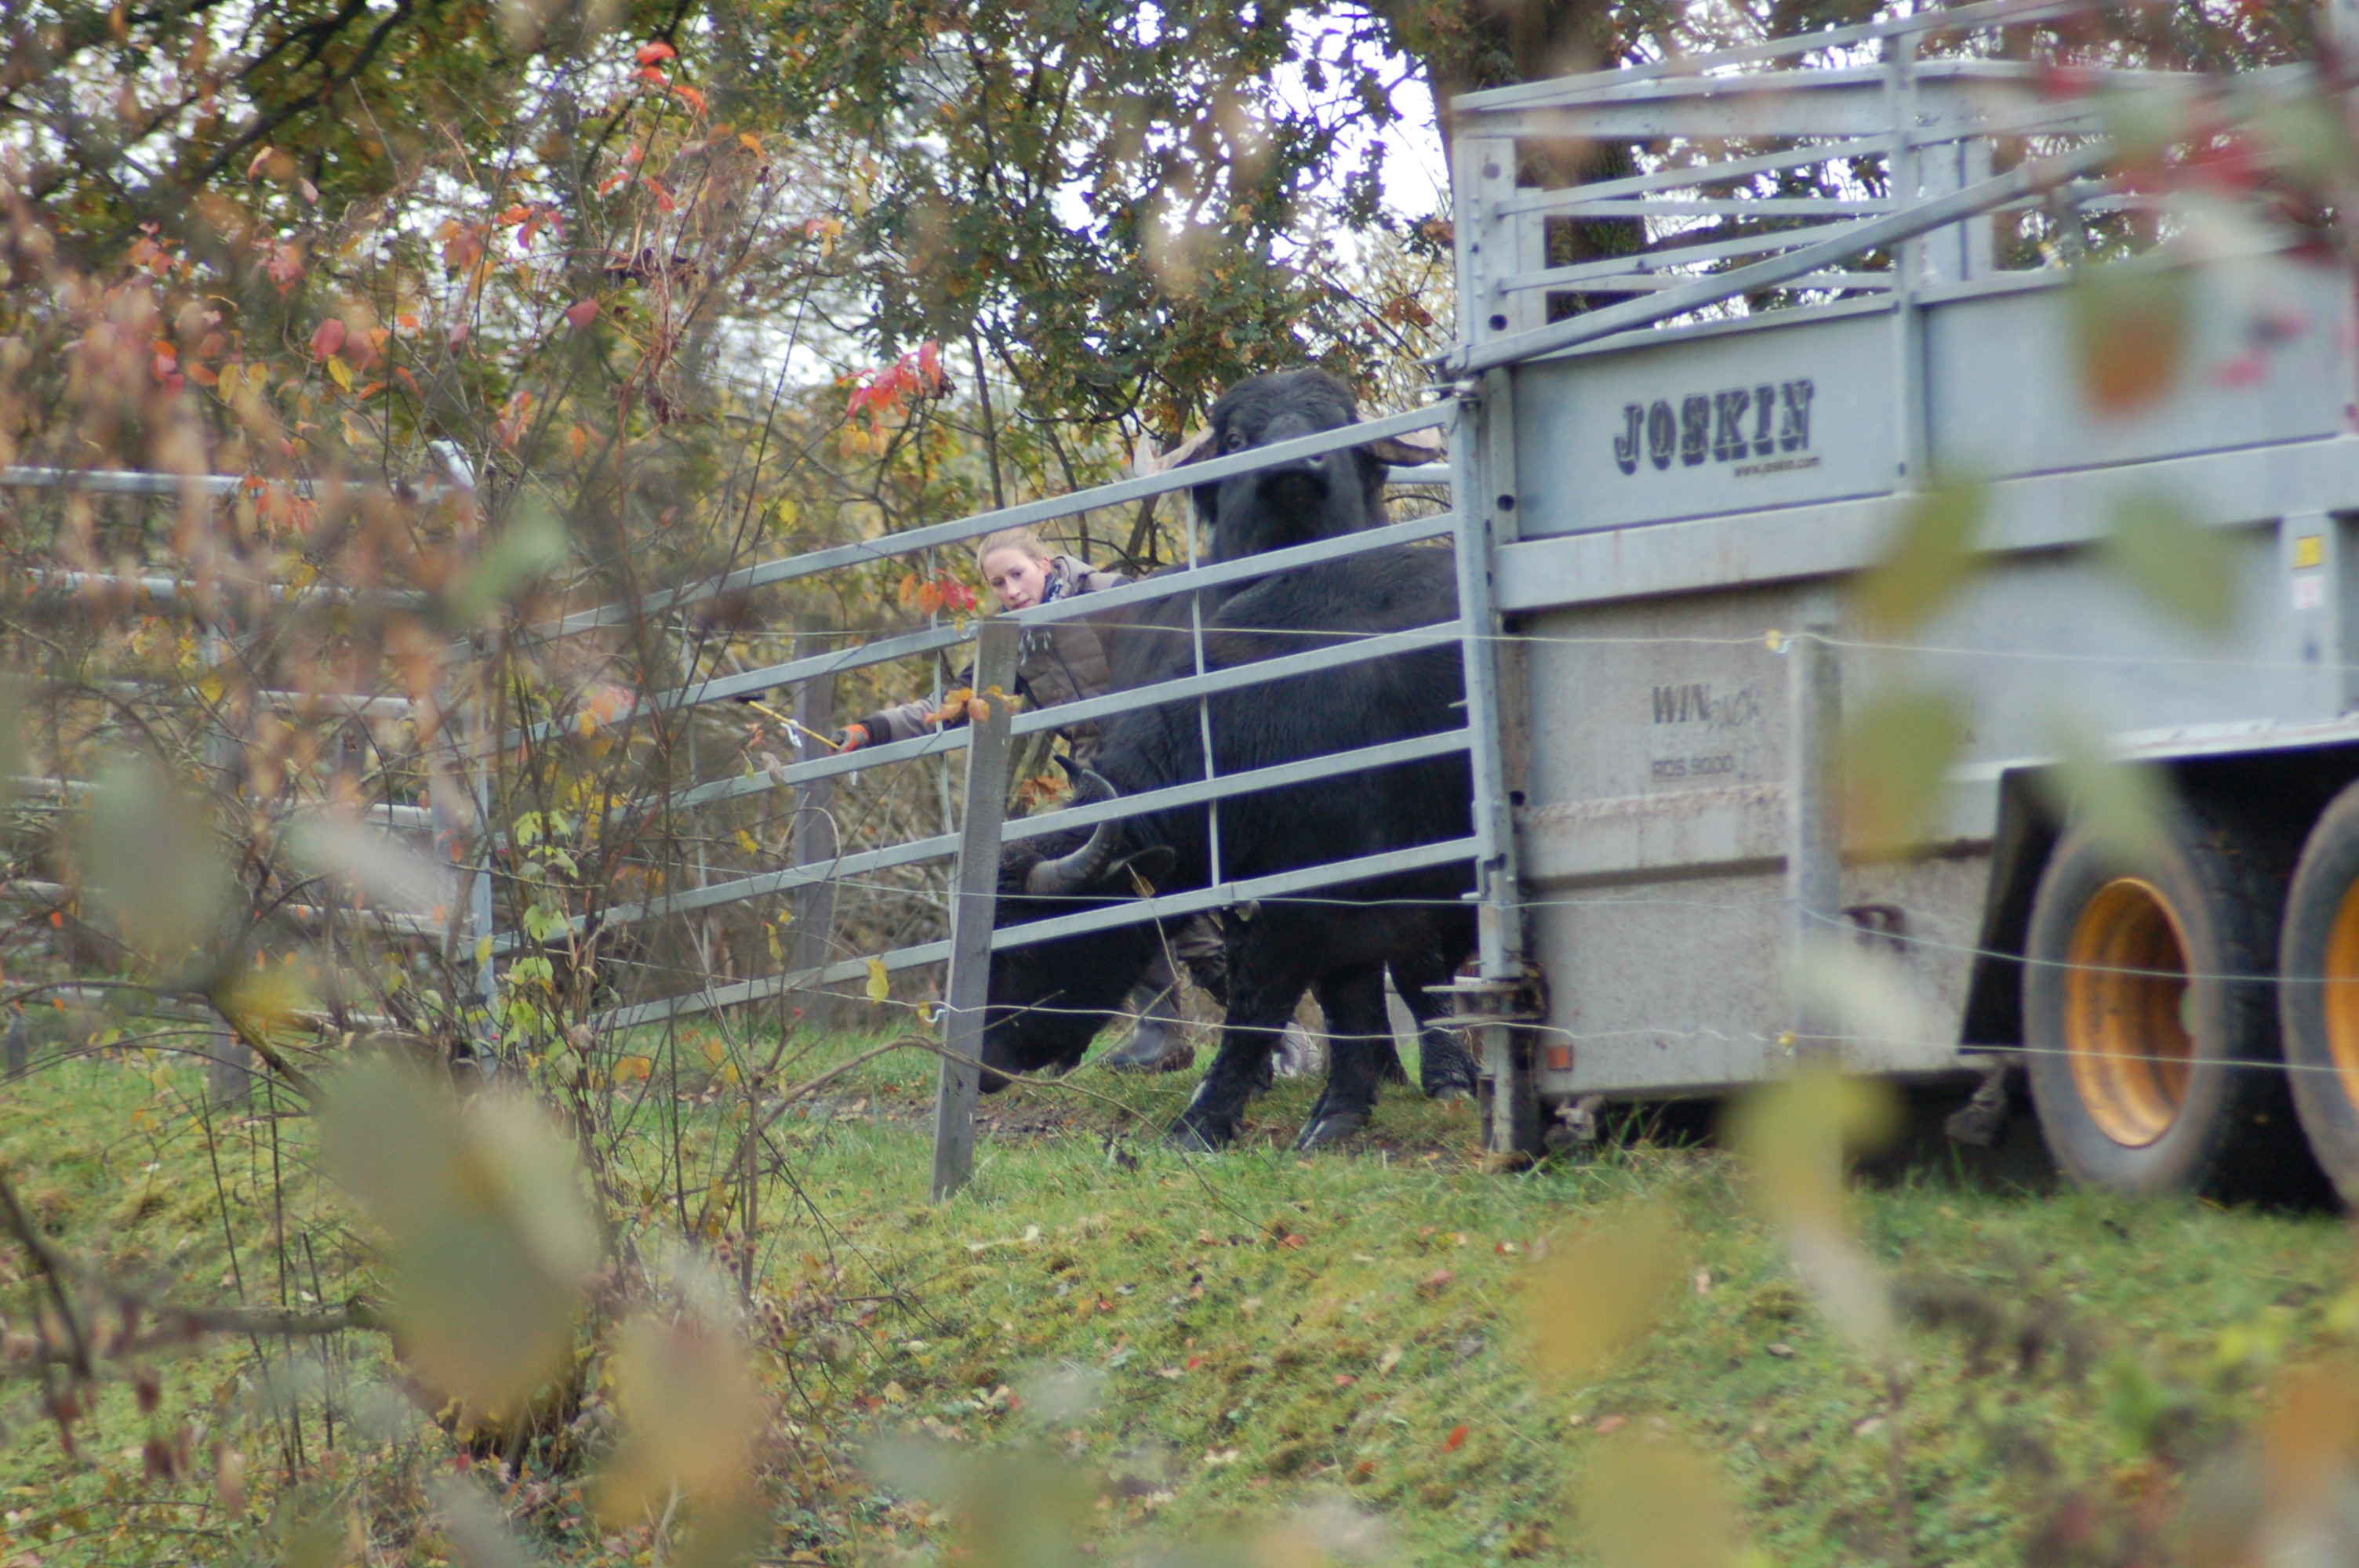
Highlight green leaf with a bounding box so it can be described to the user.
[1852,478,1988,633]
[2069,263,2190,417]
[1842,686,1971,849]
[2036,710,2175,869]
[2103,490,2235,634]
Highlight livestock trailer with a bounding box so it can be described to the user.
[145,0,2359,1203]
[1441,0,2359,1196]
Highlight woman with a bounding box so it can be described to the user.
[834,527,1206,1073]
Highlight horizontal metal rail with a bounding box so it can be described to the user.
[6,776,434,831]
[540,507,1457,745]
[1568,271,1895,294]
[1493,140,1895,215]
[1446,136,2116,376]
[1009,620,1465,739]
[1451,0,2097,112]
[1564,198,1892,218]
[594,835,1481,1033]
[526,726,1474,945]
[528,402,1456,644]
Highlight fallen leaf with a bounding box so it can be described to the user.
[1767,1341,1795,1359]
[1444,1425,1468,1453]
[1594,1414,1627,1435]
[1377,1347,1403,1375]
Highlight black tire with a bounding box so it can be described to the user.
[2023,804,2310,1198]
[2277,779,2359,1198]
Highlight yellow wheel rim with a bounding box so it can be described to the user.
[2063,877,2194,1148]
[2321,874,2359,1116]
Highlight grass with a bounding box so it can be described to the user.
[0,1020,2354,1565]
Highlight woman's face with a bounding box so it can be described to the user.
[981,548,1049,611]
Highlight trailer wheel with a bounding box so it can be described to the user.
[2023,808,2299,1197]
[2275,780,2359,1198]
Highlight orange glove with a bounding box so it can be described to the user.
[833,722,871,752]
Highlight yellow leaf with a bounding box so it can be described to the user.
[734,829,760,855]
[738,132,762,153]
[197,673,226,705]
[917,1000,936,1028]
[578,710,598,737]
[700,1038,725,1067]
[616,1054,653,1083]
[864,956,889,1004]
[326,354,353,392]
[474,935,494,966]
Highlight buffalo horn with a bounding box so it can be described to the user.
[1025,774,1126,895]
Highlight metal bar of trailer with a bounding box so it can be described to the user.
[1492,140,1896,215]
[1446,138,2115,377]
[1449,0,2096,113]
[1556,272,1896,295]
[533,727,1476,942]
[593,836,1481,1033]
[558,508,1459,739]
[527,402,1457,643]
[1554,198,1893,217]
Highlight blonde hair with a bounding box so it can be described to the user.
[974,527,1052,572]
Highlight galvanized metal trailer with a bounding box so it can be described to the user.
[1440,0,2359,1194]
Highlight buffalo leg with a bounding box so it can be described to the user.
[1295,965,1394,1150]
[1390,947,1480,1101]
[1170,931,1312,1150]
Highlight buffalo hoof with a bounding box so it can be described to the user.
[1169,1114,1239,1152]
[1170,1091,1242,1151]
[1294,1106,1370,1151]
[1421,1039,1481,1102]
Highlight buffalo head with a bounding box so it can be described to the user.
[1188,368,1433,561]
[978,773,1174,1090]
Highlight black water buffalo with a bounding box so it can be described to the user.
[980,545,1479,1150]
[1189,368,1433,563]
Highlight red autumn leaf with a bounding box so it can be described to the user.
[635,39,675,64]
[151,352,178,383]
[565,299,598,330]
[394,366,423,397]
[638,65,670,85]
[1333,1374,1357,1388]
[645,177,676,213]
[672,83,707,114]
[1279,1233,1307,1250]
[308,318,346,361]
[496,205,531,226]
[185,363,218,387]
[1184,1356,1201,1370]
[1443,1425,1468,1452]
[151,338,177,363]
[918,339,943,388]
[598,171,630,196]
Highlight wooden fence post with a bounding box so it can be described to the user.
[791,635,840,1033]
[930,619,1020,1201]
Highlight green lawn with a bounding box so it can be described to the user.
[0,1025,2351,1565]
